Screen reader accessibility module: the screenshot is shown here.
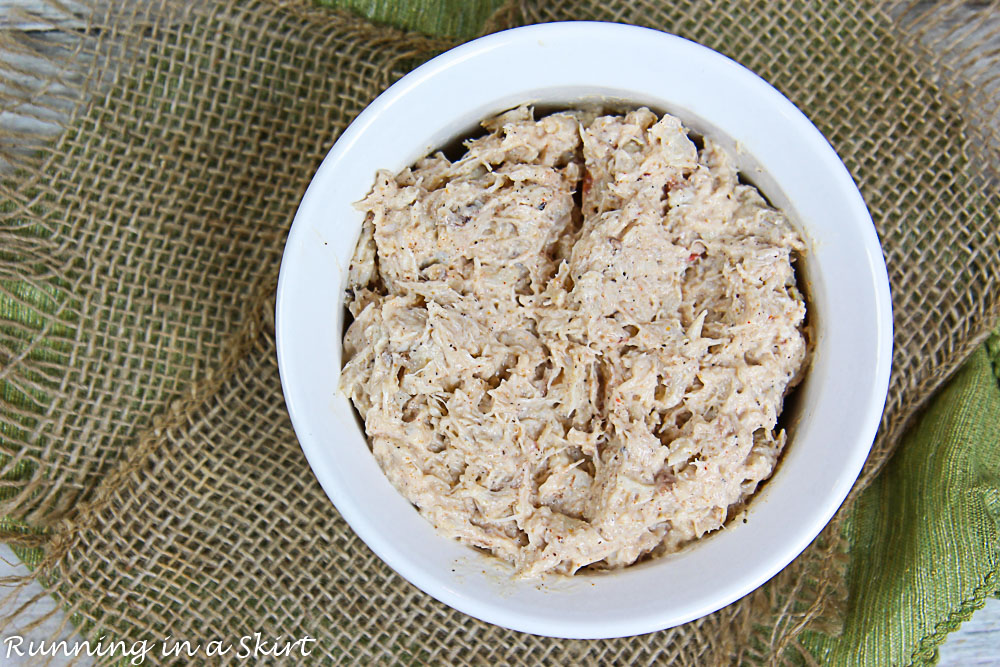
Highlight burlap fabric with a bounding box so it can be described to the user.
[0,0,997,663]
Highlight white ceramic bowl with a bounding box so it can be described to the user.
[276,22,892,639]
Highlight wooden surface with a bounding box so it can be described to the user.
[0,1,997,664]
[939,597,1000,665]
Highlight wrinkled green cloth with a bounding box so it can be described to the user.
[317,0,505,38]
[802,327,1000,664]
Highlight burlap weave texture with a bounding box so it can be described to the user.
[0,0,997,664]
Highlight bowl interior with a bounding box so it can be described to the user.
[275,22,892,639]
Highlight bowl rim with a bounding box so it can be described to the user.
[276,20,893,639]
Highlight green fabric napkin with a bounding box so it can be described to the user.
[803,328,1000,664]
[317,0,506,38]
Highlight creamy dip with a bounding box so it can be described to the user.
[341,107,808,577]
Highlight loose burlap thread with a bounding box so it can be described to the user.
[0,0,998,664]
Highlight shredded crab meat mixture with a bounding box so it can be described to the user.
[341,107,809,577]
